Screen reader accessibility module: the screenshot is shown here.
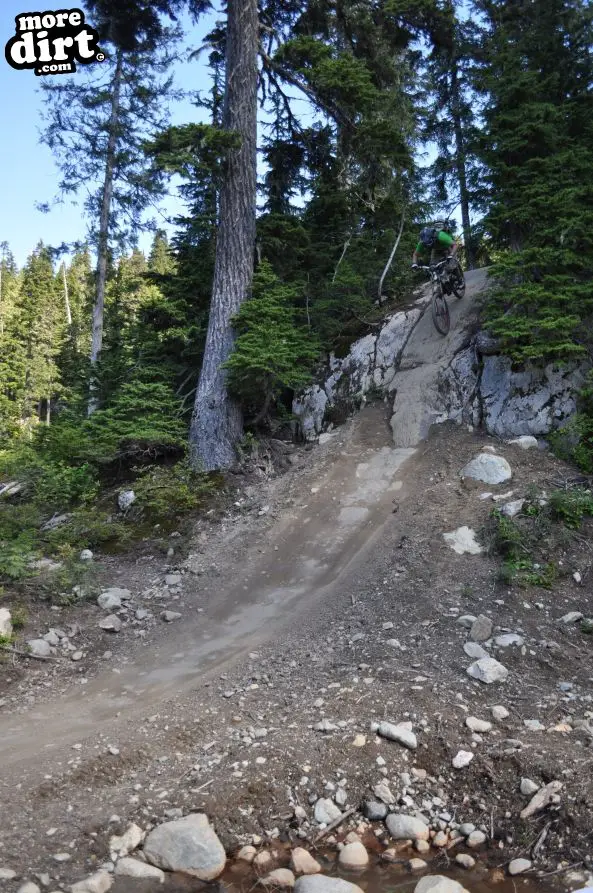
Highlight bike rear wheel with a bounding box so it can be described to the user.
[432,280,450,335]
[452,261,466,299]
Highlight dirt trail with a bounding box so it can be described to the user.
[0,273,486,770]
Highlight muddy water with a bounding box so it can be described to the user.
[110,861,555,893]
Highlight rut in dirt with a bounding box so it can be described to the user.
[0,268,489,770]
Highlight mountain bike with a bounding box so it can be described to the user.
[419,258,466,336]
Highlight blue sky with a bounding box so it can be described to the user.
[0,1,218,266]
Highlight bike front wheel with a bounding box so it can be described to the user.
[432,281,450,335]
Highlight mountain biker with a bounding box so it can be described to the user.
[411,226,461,281]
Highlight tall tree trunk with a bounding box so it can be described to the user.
[88,49,123,416]
[189,0,258,471]
[62,261,72,327]
[450,61,475,270]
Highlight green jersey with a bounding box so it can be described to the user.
[416,230,454,255]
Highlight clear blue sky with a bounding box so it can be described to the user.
[0,1,218,266]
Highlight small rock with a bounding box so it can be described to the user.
[52,854,71,863]
[261,869,295,889]
[363,801,388,821]
[99,615,122,633]
[491,705,509,722]
[0,869,17,881]
[115,859,164,882]
[335,788,347,808]
[27,639,51,658]
[466,717,492,733]
[70,872,113,893]
[433,832,449,848]
[161,611,182,622]
[370,720,417,749]
[165,574,182,587]
[386,815,430,842]
[495,634,524,647]
[507,436,538,450]
[508,859,532,876]
[409,860,428,872]
[501,500,525,519]
[467,657,508,684]
[443,527,483,555]
[455,855,475,869]
[559,611,583,624]
[414,877,469,893]
[237,846,257,864]
[43,630,60,646]
[373,782,395,805]
[118,490,136,512]
[452,751,474,769]
[457,615,477,628]
[573,571,582,584]
[415,841,431,854]
[467,830,487,848]
[79,549,93,561]
[458,824,475,838]
[0,609,13,637]
[98,588,130,610]
[109,823,144,857]
[290,849,321,876]
[463,642,489,660]
[294,878,363,893]
[314,719,338,733]
[71,651,83,662]
[461,453,512,485]
[352,734,366,747]
[524,719,545,731]
[18,885,41,893]
[470,615,493,642]
[338,842,368,870]
[520,781,562,819]
[520,779,540,796]
[314,798,342,825]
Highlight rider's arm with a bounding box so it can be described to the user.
[412,242,423,266]
[437,231,457,257]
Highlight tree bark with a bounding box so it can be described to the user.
[62,262,72,327]
[189,0,258,470]
[378,206,406,304]
[450,60,475,270]
[88,49,123,416]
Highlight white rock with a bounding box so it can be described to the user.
[452,751,474,769]
[491,705,509,722]
[520,778,540,796]
[560,611,583,624]
[507,436,538,450]
[99,615,122,633]
[461,453,512,485]
[97,592,122,612]
[294,877,364,893]
[470,614,493,642]
[524,719,545,731]
[18,885,41,893]
[386,814,430,841]
[457,615,477,628]
[467,830,487,848]
[463,642,489,660]
[27,639,51,658]
[118,490,136,512]
[370,720,417,749]
[70,872,113,893]
[237,846,257,864]
[114,859,164,882]
[0,609,12,637]
[443,527,483,555]
[509,859,532,876]
[165,574,182,587]
[44,630,60,646]
[79,550,93,561]
[573,571,582,584]
[373,782,395,805]
[495,634,524,647]
[338,842,369,870]
[467,657,508,684]
[290,849,321,876]
[466,717,492,733]
[520,781,562,819]
[409,859,428,872]
[0,869,17,881]
[314,798,342,825]
[109,823,144,857]
[455,855,475,869]
[501,499,525,518]
[414,876,469,893]
[161,611,182,622]
[143,813,226,880]
[261,869,295,889]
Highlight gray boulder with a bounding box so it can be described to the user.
[294,878,364,893]
[143,813,225,880]
[461,453,512,485]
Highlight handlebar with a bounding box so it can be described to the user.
[418,259,448,272]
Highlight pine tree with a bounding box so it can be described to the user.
[471,0,593,359]
[40,16,180,413]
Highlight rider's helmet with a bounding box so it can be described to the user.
[419,226,437,248]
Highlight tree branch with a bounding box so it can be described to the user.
[378,206,406,305]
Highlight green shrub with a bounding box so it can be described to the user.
[548,488,593,529]
[132,461,220,523]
